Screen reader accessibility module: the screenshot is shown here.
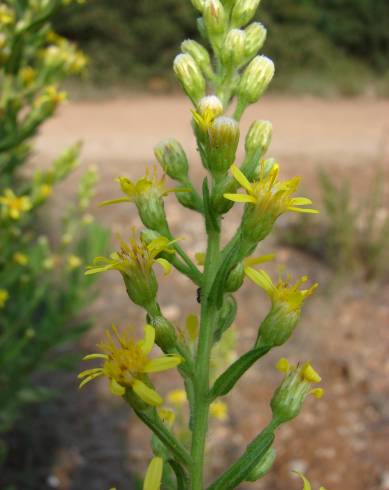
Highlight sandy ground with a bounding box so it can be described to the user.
[12,95,389,490]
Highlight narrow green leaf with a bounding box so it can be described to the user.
[210,345,270,400]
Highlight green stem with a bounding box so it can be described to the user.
[190,221,221,490]
[134,408,192,468]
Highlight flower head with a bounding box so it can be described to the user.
[224,162,318,242]
[0,289,9,309]
[210,400,228,421]
[86,231,175,307]
[79,324,182,405]
[103,167,180,233]
[271,358,324,424]
[0,189,32,220]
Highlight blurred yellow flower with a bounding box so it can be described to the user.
[294,472,327,490]
[39,184,53,199]
[79,324,182,405]
[210,400,228,421]
[20,66,36,85]
[167,389,187,406]
[13,252,29,266]
[0,189,32,220]
[67,255,82,270]
[0,289,9,308]
[0,5,15,25]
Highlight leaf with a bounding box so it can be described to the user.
[210,345,270,400]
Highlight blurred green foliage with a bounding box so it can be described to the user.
[278,168,389,280]
[55,0,389,93]
[0,0,108,451]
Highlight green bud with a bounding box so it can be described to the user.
[242,120,272,178]
[173,53,206,104]
[231,0,262,28]
[245,120,272,156]
[238,55,275,104]
[256,303,299,349]
[191,0,205,12]
[225,261,245,292]
[244,22,267,60]
[154,138,189,182]
[181,39,214,79]
[148,314,178,352]
[221,29,246,68]
[271,359,323,425]
[198,95,224,120]
[208,116,240,175]
[203,0,227,40]
[246,447,276,481]
[123,266,158,309]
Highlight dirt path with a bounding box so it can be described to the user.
[36,95,389,167]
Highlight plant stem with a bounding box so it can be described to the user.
[190,221,220,490]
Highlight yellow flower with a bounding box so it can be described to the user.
[20,66,36,85]
[210,400,228,421]
[143,456,163,490]
[35,85,67,108]
[192,95,224,133]
[0,189,32,220]
[0,5,15,25]
[245,268,317,314]
[224,163,318,242]
[225,163,318,214]
[0,289,9,308]
[79,324,182,405]
[167,389,187,407]
[13,252,29,266]
[39,184,53,199]
[86,231,176,307]
[294,472,327,490]
[67,255,82,269]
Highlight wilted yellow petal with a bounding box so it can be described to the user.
[110,379,126,396]
[132,380,163,406]
[245,267,275,295]
[276,358,290,374]
[301,363,321,383]
[143,456,163,490]
[155,257,172,275]
[140,324,156,355]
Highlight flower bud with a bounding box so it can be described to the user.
[173,53,206,104]
[181,39,214,79]
[238,55,274,104]
[123,264,158,309]
[244,22,267,60]
[225,261,245,292]
[198,95,224,121]
[221,29,246,68]
[208,116,240,175]
[154,138,189,182]
[243,120,272,177]
[246,447,276,481]
[203,0,227,38]
[271,358,324,425]
[231,0,261,28]
[256,303,299,349]
[148,314,178,352]
[245,120,272,156]
[191,0,205,12]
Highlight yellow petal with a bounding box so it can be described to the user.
[230,164,253,193]
[186,313,199,342]
[301,363,321,383]
[244,267,275,296]
[155,258,172,275]
[78,368,103,379]
[100,197,131,206]
[78,372,103,389]
[293,472,311,490]
[140,324,155,355]
[288,206,320,214]
[144,355,182,373]
[143,456,163,490]
[132,380,162,406]
[276,358,290,374]
[223,193,257,203]
[290,197,313,205]
[110,379,126,396]
[244,254,275,267]
[82,353,109,361]
[310,388,325,399]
